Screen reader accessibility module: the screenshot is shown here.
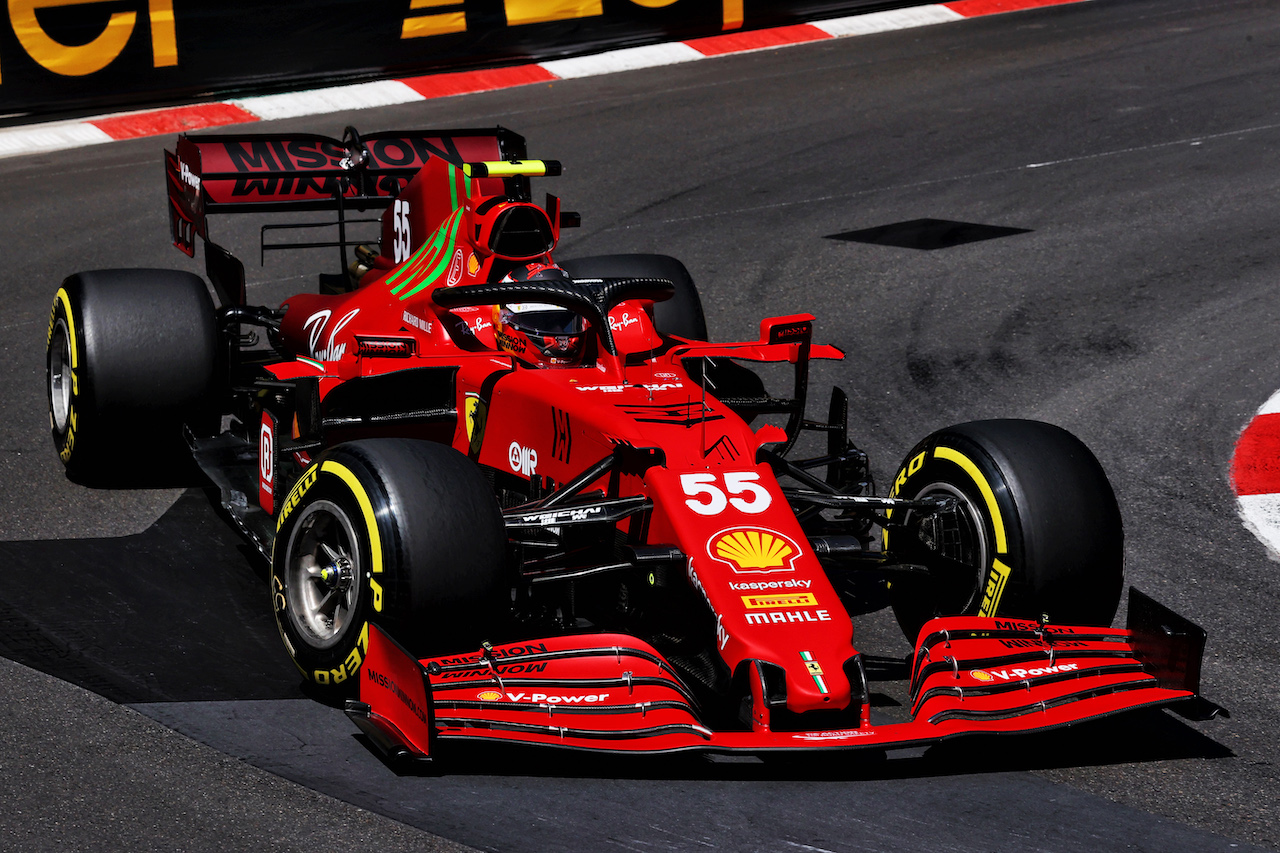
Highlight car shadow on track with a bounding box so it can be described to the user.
[0,489,303,704]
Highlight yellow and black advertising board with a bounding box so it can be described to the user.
[0,0,880,122]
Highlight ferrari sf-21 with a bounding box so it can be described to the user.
[45,126,1223,761]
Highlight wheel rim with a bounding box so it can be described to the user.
[283,499,363,649]
[49,318,72,434]
[910,481,990,614]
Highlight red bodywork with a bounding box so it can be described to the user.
[354,610,1204,758]
[166,127,1215,760]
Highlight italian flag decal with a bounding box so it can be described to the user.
[800,650,827,694]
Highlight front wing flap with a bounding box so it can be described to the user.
[347,626,713,760]
[346,590,1219,761]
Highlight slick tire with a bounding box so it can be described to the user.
[560,254,708,340]
[271,439,509,690]
[886,419,1123,642]
[46,269,217,485]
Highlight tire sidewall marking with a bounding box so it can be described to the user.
[53,288,79,368]
[929,446,1013,617]
[49,288,81,461]
[931,446,1007,555]
[889,442,1013,616]
[275,465,319,532]
[319,459,384,581]
[979,558,1013,617]
[272,458,386,686]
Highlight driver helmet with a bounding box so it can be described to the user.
[493,263,588,365]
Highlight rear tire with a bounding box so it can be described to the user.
[46,269,217,484]
[886,419,1123,641]
[560,254,708,340]
[271,439,509,690]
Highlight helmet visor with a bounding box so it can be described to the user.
[502,302,586,337]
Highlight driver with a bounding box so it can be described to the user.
[492,263,589,366]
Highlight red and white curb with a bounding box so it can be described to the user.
[1232,390,1280,560]
[0,0,1085,159]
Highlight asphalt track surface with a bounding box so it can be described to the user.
[2,0,1279,849]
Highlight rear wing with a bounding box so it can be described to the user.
[165,126,526,259]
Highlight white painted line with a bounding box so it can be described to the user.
[1255,388,1280,416]
[232,80,425,121]
[1238,492,1280,561]
[0,122,113,158]
[813,5,964,36]
[539,42,705,79]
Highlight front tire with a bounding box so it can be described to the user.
[271,439,509,689]
[886,419,1123,640]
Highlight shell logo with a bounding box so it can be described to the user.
[477,690,504,701]
[708,527,802,574]
[969,670,994,683]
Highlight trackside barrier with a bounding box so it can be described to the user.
[0,0,1085,124]
[0,0,1089,159]
[0,0,906,120]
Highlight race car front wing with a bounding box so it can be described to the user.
[344,588,1224,762]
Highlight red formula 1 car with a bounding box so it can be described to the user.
[46,126,1223,761]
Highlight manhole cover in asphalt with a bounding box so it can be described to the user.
[826,218,1032,250]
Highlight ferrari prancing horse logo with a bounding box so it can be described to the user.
[465,393,487,456]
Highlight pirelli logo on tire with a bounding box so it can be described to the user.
[886,441,1013,618]
[313,621,370,686]
[979,560,1012,618]
[275,466,319,531]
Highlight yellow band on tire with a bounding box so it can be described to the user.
[54,288,78,368]
[934,446,1007,554]
[320,460,384,577]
